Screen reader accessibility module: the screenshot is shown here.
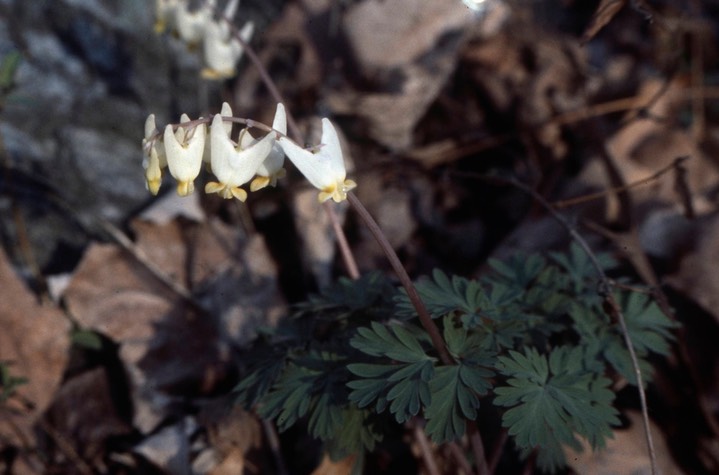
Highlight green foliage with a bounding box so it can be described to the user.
[0,50,20,93]
[0,361,27,403]
[234,244,677,472]
[71,328,104,351]
[347,322,435,423]
[494,347,620,471]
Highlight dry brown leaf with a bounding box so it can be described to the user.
[64,217,283,432]
[667,214,719,317]
[343,0,472,71]
[311,453,356,475]
[44,368,132,468]
[0,248,70,448]
[605,79,718,219]
[565,411,683,475]
[326,0,473,150]
[581,0,628,44]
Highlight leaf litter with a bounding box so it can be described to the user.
[3,0,719,473]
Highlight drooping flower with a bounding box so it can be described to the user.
[278,119,357,203]
[249,103,287,191]
[174,0,215,46]
[205,104,274,201]
[154,0,181,34]
[164,114,207,196]
[203,102,232,164]
[201,20,253,80]
[142,114,167,195]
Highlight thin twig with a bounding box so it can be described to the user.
[447,441,474,475]
[413,423,441,475]
[467,421,490,475]
[488,428,508,473]
[323,201,359,279]
[552,156,688,209]
[98,218,205,312]
[261,418,289,475]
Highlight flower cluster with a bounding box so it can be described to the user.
[154,0,253,79]
[142,104,357,203]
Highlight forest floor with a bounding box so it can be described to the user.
[2,0,719,474]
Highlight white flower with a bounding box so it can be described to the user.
[154,0,181,34]
[278,119,357,203]
[249,103,287,191]
[142,114,167,195]
[164,114,207,196]
[175,0,214,45]
[205,104,274,201]
[201,20,253,80]
[203,102,232,164]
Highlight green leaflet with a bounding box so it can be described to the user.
[348,322,435,423]
[494,346,620,471]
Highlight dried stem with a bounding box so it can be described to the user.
[413,423,441,475]
[467,421,490,475]
[552,156,688,209]
[323,201,359,279]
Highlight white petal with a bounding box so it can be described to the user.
[319,118,346,181]
[144,114,157,140]
[210,114,273,187]
[219,102,233,136]
[278,136,334,190]
[202,20,244,78]
[175,2,212,44]
[224,0,240,19]
[273,103,287,135]
[164,121,206,183]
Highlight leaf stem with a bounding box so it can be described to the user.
[346,192,453,365]
[347,194,492,473]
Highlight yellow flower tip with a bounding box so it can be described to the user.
[250,176,270,192]
[205,181,225,195]
[205,182,248,201]
[201,68,235,80]
[230,187,248,202]
[318,179,356,203]
[318,183,336,203]
[147,178,162,196]
[343,179,357,193]
[154,20,166,34]
[176,180,194,196]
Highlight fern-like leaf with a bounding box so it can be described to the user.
[348,322,436,423]
[494,346,620,471]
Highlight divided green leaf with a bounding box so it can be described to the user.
[494,347,620,471]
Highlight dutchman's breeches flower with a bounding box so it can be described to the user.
[249,103,287,191]
[205,103,275,201]
[202,20,253,80]
[154,0,180,34]
[164,114,207,196]
[278,118,357,203]
[142,114,167,195]
[174,0,215,45]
